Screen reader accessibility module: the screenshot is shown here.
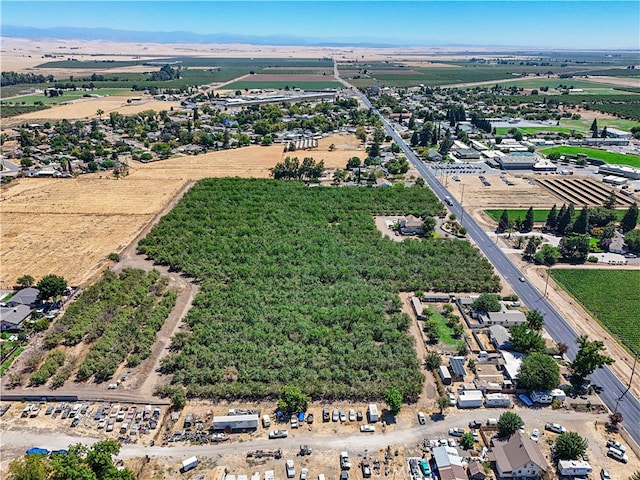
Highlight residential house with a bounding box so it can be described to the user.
[481,310,527,327]
[489,325,511,350]
[449,357,467,382]
[398,215,424,236]
[432,446,467,480]
[0,305,31,331]
[489,431,548,479]
[7,287,40,308]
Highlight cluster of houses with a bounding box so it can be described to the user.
[0,287,39,331]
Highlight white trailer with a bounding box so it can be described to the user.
[558,460,592,476]
[212,414,259,432]
[457,390,483,409]
[485,393,512,408]
[181,456,198,473]
[530,391,553,404]
[367,404,379,423]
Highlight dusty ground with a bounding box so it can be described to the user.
[0,134,361,287]
[2,95,182,124]
[582,76,640,88]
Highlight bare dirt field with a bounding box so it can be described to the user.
[582,75,640,88]
[0,135,360,287]
[4,96,182,123]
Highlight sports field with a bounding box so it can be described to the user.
[540,146,640,168]
[549,269,640,353]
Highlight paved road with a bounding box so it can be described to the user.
[353,90,640,447]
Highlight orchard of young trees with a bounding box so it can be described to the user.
[138,179,500,400]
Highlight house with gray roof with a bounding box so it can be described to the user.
[7,287,40,308]
[489,431,548,479]
[489,325,511,350]
[0,305,31,331]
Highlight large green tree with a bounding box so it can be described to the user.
[471,293,501,313]
[572,206,589,234]
[621,203,639,233]
[36,274,67,301]
[554,432,588,460]
[545,205,558,231]
[385,387,403,415]
[509,324,546,354]
[570,335,614,387]
[522,207,534,233]
[16,275,35,287]
[534,245,559,266]
[277,385,310,415]
[625,229,640,254]
[525,310,545,331]
[556,204,575,236]
[558,234,590,263]
[8,440,134,480]
[498,209,510,233]
[517,352,560,392]
[497,411,524,437]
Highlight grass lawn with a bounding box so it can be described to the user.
[2,88,132,105]
[540,146,640,168]
[560,118,640,132]
[484,209,635,225]
[495,126,587,136]
[0,347,24,376]
[549,269,640,353]
[424,309,463,347]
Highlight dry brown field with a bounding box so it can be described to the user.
[6,96,182,123]
[0,136,359,287]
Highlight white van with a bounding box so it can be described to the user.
[262,414,271,428]
[607,447,629,463]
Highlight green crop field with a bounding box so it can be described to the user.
[540,146,640,168]
[223,80,343,90]
[495,126,586,136]
[549,269,640,353]
[138,178,500,400]
[2,88,131,105]
[559,118,640,133]
[484,209,634,224]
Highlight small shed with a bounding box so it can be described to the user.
[438,365,452,385]
[468,460,487,480]
[410,297,424,319]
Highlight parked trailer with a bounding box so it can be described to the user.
[212,414,259,432]
[457,390,483,409]
[485,393,512,408]
[181,456,199,473]
[367,404,379,423]
[438,366,452,385]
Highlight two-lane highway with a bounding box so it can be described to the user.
[355,90,640,446]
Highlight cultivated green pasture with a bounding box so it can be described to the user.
[549,269,640,353]
[540,146,640,168]
[1,88,130,105]
[223,80,343,90]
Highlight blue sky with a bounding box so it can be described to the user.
[2,1,639,49]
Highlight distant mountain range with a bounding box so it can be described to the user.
[1,25,402,47]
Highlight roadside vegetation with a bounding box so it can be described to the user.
[139,178,500,401]
[549,269,640,353]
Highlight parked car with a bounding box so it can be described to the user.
[348,409,355,422]
[290,417,298,429]
[448,428,465,437]
[606,439,626,453]
[340,472,349,480]
[607,447,629,463]
[360,424,375,433]
[269,430,289,439]
[356,411,363,421]
[306,413,314,424]
[323,407,330,422]
[468,420,482,429]
[340,452,352,470]
[417,412,426,425]
[300,468,308,480]
[600,468,611,480]
[339,410,346,423]
[332,409,339,422]
[544,422,566,434]
[530,429,540,442]
[285,460,296,478]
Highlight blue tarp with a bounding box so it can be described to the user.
[297,412,305,421]
[26,448,51,455]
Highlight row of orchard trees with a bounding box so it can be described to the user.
[139,178,501,401]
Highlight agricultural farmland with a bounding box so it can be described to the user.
[138,178,500,400]
[549,269,640,353]
[540,146,640,168]
[484,208,635,225]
